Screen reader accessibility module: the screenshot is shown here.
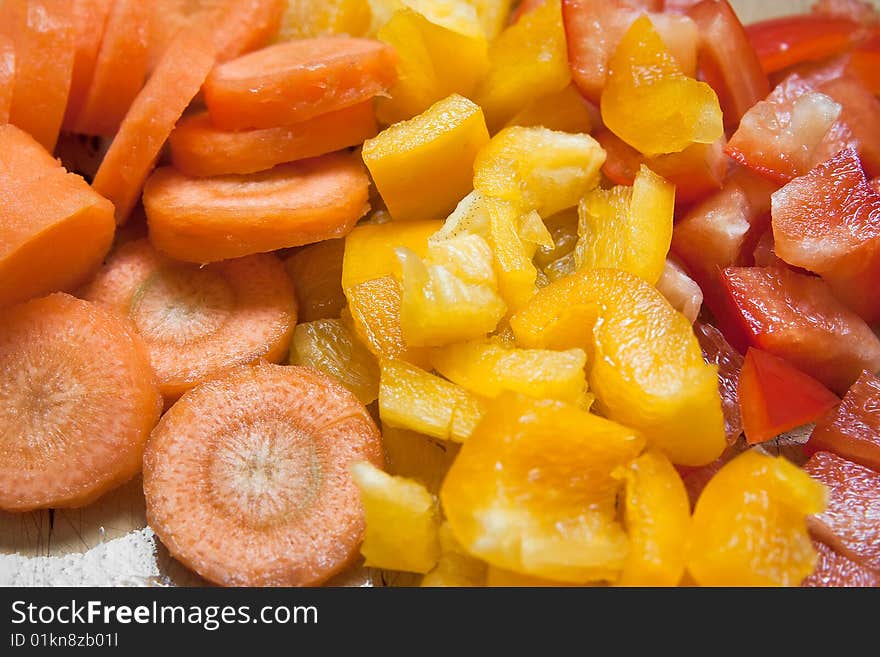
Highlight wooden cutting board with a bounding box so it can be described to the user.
[0,0,865,586]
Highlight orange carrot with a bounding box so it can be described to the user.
[203,37,397,130]
[143,362,382,586]
[8,0,76,152]
[72,0,149,136]
[92,28,215,223]
[81,238,297,402]
[63,0,115,129]
[0,124,115,308]
[0,293,161,511]
[144,151,370,263]
[169,102,377,177]
[0,35,14,124]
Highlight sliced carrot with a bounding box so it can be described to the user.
[143,362,383,586]
[0,124,115,308]
[81,238,297,402]
[63,0,115,129]
[144,152,371,263]
[203,37,397,130]
[0,1,19,124]
[169,102,378,177]
[92,28,215,224]
[0,293,161,512]
[73,0,149,136]
[8,0,76,152]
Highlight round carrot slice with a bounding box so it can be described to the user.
[0,293,161,512]
[144,151,370,263]
[92,27,216,223]
[144,362,383,586]
[63,0,115,130]
[81,239,297,402]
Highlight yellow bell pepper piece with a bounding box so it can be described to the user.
[363,94,490,222]
[613,449,691,587]
[465,0,513,39]
[473,126,606,218]
[575,164,674,286]
[397,233,507,346]
[383,424,460,495]
[534,207,578,282]
[510,268,725,466]
[342,220,442,290]
[487,567,598,587]
[506,84,593,134]
[421,522,488,586]
[430,337,587,404]
[474,0,570,132]
[379,358,487,442]
[441,393,644,583]
[284,238,346,322]
[352,462,441,574]
[278,0,371,40]
[687,451,827,587]
[601,15,723,156]
[375,3,489,124]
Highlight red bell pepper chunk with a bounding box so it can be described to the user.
[594,128,643,186]
[846,35,880,94]
[719,266,880,394]
[812,0,880,24]
[772,148,880,322]
[805,451,880,572]
[807,370,880,472]
[738,347,839,446]
[694,319,744,443]
[818,76,880,176]
[802,540,880,587]
[686,0,770,128]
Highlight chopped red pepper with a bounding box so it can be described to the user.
[802,540,880,587]
[694,319,744,443]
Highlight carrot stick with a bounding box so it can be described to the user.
[8,0,76,152]
[0,293,161,511]
[169,102,377,177]
[63,0,114,130]
[144,151,370,263]
[72,0,149,136]
[143,362,382,586]
[81,239,297,402]
[203,37,397,130]
[0,124,115,309]
[92,28,216,223]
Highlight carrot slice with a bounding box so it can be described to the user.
[203,37,397,130]
[73,0,149,136]
[8,0,75,152]
[144,362,383,586]
[169,102,378,176]
[0,124,115,308]
[92,28,216,224]
[63,0,114,129]
[144,152,370,263]
[0,293,161,512]
[0,1,19,124]
[81,238,297,402]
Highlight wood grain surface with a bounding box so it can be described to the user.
[0,0,871,587]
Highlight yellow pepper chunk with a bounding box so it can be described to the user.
[284,238,346,322]
[289,319,380,404]
[363,94,490,222]
[614,449,690,587]
[601,15,723,156]
[382,424,460,495]
[473,126,606,218]
[278,0,371,40]
[397,233,507,346]
[342,220,442,290]
[352,462,441,574]
[487,567,598,587]
[687,451,827,587]
[375,4,489,124]
[475,0,571,131]
[379,358,487,442]
[421,522,488,586]
[510,268,725,466]
[535,207,579,282]
[430,337,587,404]
[441,393,644,583]
[506,84,593,135]
[575,164,674,286]
[465,0,513,39]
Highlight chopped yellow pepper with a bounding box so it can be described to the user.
[474,0,571,131]
[506,84,593,135]
[465,0,514,39]
[342,219,442,290]
[601,15,723,156]
[363,94,490,222]
[382,424,460,495]
[379,358,487,442]
[575,164,675,286]
[510,268,725,466]
[421,522,488,586]
[277,0,371,40]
